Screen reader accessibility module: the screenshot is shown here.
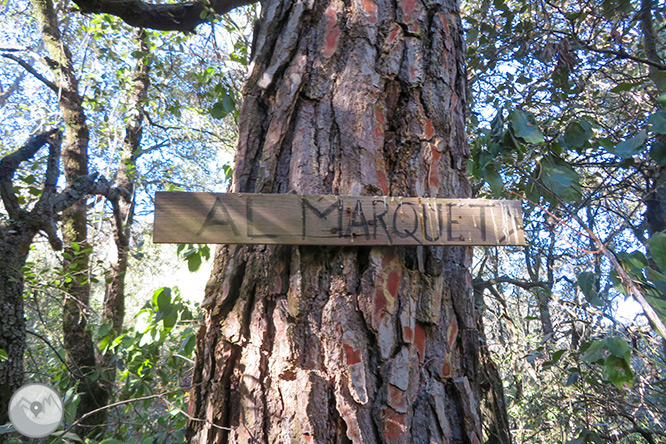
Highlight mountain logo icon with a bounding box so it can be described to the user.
[8,383,64,438]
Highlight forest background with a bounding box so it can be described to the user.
[0,0,665,442]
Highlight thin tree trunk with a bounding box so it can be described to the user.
[102,29,150,339]
[34,0,108,436]
[639,0,666,353]
[187,0,483,441]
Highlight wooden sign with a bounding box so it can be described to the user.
[153,192,525,246]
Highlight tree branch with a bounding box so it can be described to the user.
[0,129,60,218]
[474,276,553,291]
[26,330,81,378]
[0,129,59,181]
[1,54,59,93]
[52,174,128,214]
[578,43,666,71]
[69,0,257,32]
[0,72,25,107]
[48,384,222,444]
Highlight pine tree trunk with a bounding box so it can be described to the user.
[187,0,482,441]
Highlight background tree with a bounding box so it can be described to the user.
[463,0,666,441]
[0,130,119,431]
[1,0,250,439]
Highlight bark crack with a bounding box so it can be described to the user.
[260,296,277,443]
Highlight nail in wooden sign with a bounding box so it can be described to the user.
[153,192,526,246]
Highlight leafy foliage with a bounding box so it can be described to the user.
[465,0,666,441]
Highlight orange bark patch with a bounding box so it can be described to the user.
[388,25,402,44]
[414,323,426,362]
[362,0,378,24]
[343,342,362,366]
[465,270,473,287]
[399,0,422,33]
[387,271,400,298]
[448,317,458,348]
[377,167,388,194]
[323,7,341,58]
[400,0,417,16]
[439,12,450,33]
[441,355,452,379]
[374,286,387,315]
[428,146,442,190]
[375,104,385,126]
[382,407,407,442]
[409,65,418,83]
[382,249,397,267]
[425,119,434,139]
[387,384,408,413]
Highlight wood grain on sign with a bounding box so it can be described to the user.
[153,192,526,246]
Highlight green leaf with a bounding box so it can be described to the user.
[577,272,597,299]
[222,92,236,114]
[658,93,666,108]
[99,336,111,351]
[223,164,233,181]
[649,111,666,134]
[539,155,582,201]
[153,287,172,309]
[564,119,594,149]
[649,231,666,271]
[613,130,647,157]
[210,102,228,119]
[604,355,632,389]
[617,250,648,271]
[484,166,504,195]
[565,371,580,386]
[131,50,148,59]
[179,334,196,357]
[605,337,630,359]
[162,307,178,330]
[187,253,202,272]
[581,340,605,362]
[0,349,7,362]
[650,141,666,165]
[610,81,645,93]
[643,284,666,336]
[551,349,566,364]
[509,109,544,144]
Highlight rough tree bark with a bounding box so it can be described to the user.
[34,0,109,435]
[187,0,483,441]
[0,131,60,428]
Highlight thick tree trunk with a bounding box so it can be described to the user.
[0,238,32,427]
[34,0,109,436]
[188,0,483,441]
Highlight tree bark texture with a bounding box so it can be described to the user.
[187,0,482,441]
[34,0,109,435]
[0,236,33,428]
[0,131,57,427]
